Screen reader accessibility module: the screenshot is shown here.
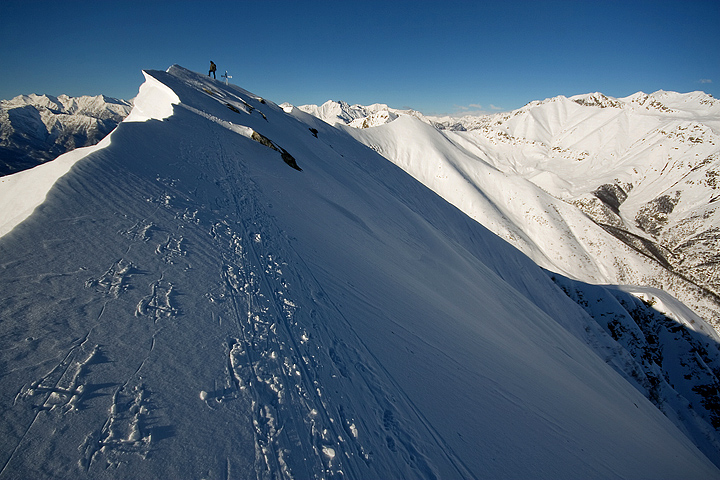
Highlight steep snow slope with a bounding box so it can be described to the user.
[1,67,718,479]
[0,93,132,176]
[296,91,720,329]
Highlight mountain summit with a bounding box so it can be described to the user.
[0,66,718,479]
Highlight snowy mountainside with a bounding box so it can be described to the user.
[0,93,132,176]
[294,90,720,329]
[1,66,719,478]
[548,273,720,456]
[448,90,720,326]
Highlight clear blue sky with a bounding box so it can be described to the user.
[1,0,718,115]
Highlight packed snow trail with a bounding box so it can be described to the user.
[0,66,718,479]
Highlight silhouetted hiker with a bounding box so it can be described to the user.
[209,61,217,79]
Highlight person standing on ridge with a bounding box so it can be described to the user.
[209,61,217,79]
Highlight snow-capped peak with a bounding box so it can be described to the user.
[570,91,625,108]
[290,99,428,129]
[1,93,132,120]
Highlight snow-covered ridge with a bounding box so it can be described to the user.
[0,73,177,238]
[295,90,718,132]
[0,134,113,238]
[1,66,719,478]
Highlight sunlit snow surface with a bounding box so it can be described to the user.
[1,66,718,479]
[295,92,720,330]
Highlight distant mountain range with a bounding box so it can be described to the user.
[0,93,132,176]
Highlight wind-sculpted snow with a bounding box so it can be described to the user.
[124,71,178,123]
[0,134,114,238]
[0,66,719,478]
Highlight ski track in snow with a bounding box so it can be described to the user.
[192,127,473,480]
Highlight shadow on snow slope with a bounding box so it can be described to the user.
[550,272,720,466]
[0,66,718,479]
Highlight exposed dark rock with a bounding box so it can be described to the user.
[573,93,624,108]
[549,272,720,463]
[250,130,302,171]
[599,224,672,268]
[594,183,630,215]
[636,192,681,236]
